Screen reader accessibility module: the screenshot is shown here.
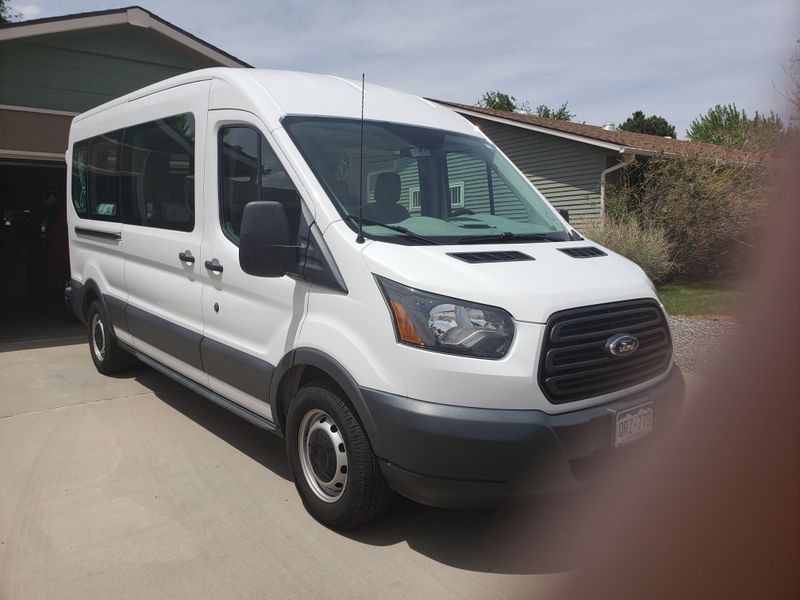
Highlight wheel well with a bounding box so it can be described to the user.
[275,365,345,431]
[82,286,100,321]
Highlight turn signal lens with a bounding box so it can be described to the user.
[389,300,425,345]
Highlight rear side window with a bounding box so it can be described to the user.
[122,114,195,231]
[219,126,302,244]
[70,132,123,222]
[87,133,122,221]
[71,141,89,218]
[70,113,195,231]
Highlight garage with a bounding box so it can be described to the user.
[0,6,248,340]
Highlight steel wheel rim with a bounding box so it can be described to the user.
[297,408,348,503]
[91,313,106,362]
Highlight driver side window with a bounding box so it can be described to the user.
[219,126,302,244]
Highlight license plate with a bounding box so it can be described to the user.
[614,402,654,447]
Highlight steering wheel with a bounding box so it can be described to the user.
[449,208,475,217]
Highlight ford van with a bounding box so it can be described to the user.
[65,68,684,529]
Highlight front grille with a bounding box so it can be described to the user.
[539,299,672,403]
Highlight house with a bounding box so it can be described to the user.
[431,101,741,226]
[0,6,249,307]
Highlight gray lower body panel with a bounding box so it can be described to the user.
[362,365,685,508]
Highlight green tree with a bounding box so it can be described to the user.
[620,110,677,138]
[0,0,22,23]
[477,92,576,121]
[477,91,517,112]
[534,101,575,121]
[687,103,784,149]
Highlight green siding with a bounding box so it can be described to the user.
[384,154,528,220]
[446,153,527,219]
[0,25,221,113]
[466,117,617,226]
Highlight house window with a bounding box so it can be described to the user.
[409,183,464,210]
[449,182,464,208]
[410,186,421,210]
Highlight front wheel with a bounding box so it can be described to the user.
[286,384,394,529]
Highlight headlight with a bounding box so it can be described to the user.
[376,276,514,358]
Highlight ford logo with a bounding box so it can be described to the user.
[606,334,640,357]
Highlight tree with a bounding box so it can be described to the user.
[477,91,517,112]
[0,0,22,23]
[786,42,799,115]
[620,110,677,138]
[686,103,784,149]
[534,101,575,121]
[477,92,576,121]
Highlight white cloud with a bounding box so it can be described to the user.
[15,3,41,19]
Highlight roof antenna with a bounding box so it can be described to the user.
[356,73,366,244]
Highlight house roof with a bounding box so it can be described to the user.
[0,6,251,68]
[433,100,745,161]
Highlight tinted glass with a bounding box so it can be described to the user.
[71,141,89,218]
[219,127,259,241]
[86,133,122,222]
[122,114,195,231]
[219,126,302,244]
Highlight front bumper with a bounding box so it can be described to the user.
[362,364,684,508]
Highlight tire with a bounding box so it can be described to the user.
[286,383,394,529]
[87,300,136,375]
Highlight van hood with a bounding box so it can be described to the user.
[361,241,658,323]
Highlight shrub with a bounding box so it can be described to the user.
[606,155,766,281]
[582,217,673,282]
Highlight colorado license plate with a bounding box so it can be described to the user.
[614,402,654,447]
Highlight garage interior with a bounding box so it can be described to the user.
[0,158,70,340]
[0,7,249,343]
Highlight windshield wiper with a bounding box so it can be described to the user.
[345,215,441,245]
[457,232,562,244]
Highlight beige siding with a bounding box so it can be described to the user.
[466,117,616,226]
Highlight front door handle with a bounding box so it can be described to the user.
[179,250,195,264]
[205,259,224,273]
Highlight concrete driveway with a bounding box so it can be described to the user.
[0,324,580,599]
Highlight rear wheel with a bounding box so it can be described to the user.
[286,383,394,529]
[87,300,135,375]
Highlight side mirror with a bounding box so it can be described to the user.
[558,208,570,223]
[239,201,296,277]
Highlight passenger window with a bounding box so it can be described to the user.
[122,114,195,232]
[219,126,302,244]
[70,133,123,222]
[87,135,122,221]
[71,141,89,218]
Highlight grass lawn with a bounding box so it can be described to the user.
[657,282,741,317]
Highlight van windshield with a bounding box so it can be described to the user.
[282,117,569,244]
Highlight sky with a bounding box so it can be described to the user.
[11,0,799,137]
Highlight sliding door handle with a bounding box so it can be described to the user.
[178,251,195,264]
[204,259,224,273]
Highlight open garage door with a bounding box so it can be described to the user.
[0,159,76,341]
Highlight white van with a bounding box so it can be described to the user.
[65,68,683,529]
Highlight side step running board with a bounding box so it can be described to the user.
[123,343,282,436]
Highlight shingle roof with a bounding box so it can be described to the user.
[433,100,746,162]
